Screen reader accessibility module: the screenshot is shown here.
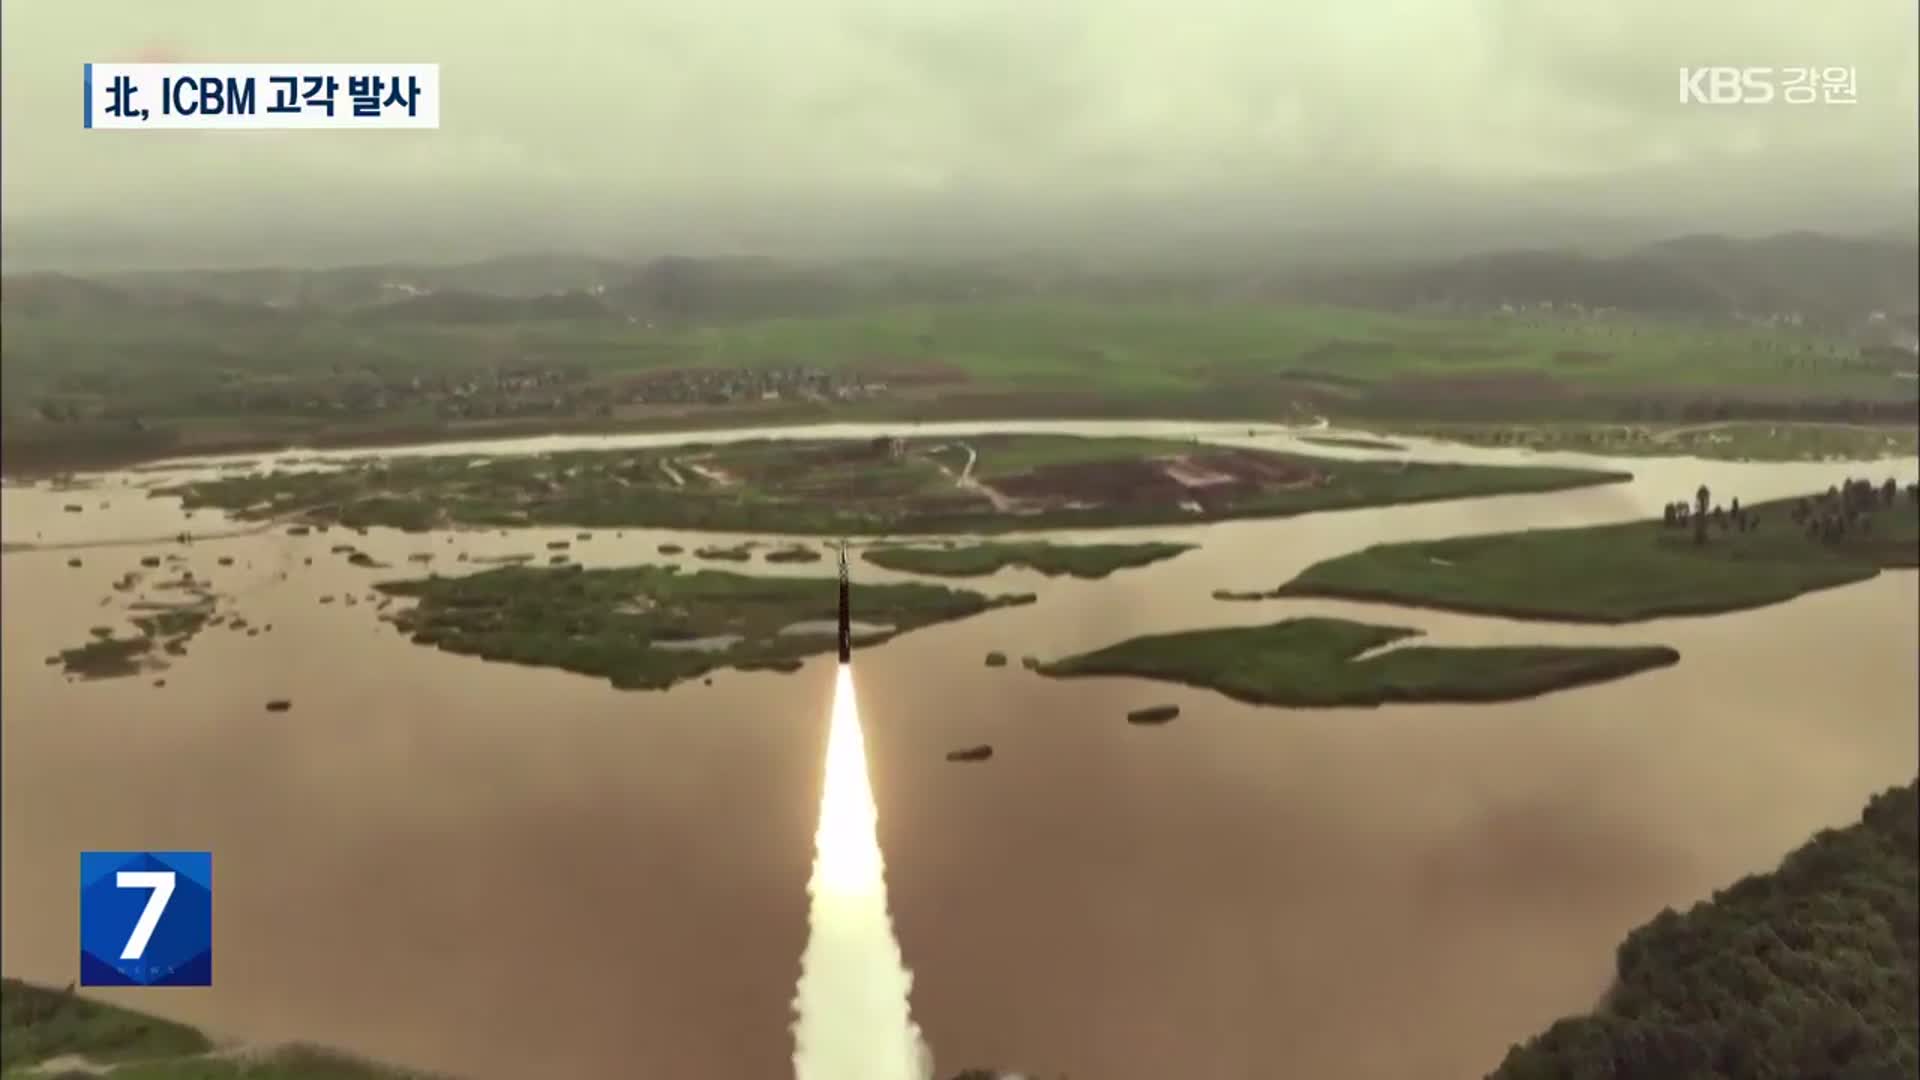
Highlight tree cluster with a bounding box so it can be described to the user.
[1660,485,1757,543]
[1490,780,1919,1079]
[1787,477,1910,545]
[1662,477,1913,548]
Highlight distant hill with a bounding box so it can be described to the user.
[349,288,615,325]
[4,229,1914,329]
[106,253,632,308]
[0,272,134,317]
[1291,231,1919,328]
[0,272,289,325]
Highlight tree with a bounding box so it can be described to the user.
[1694,484,1710,546]
[1489,780,1919,1080]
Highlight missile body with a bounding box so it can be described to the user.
[836,546,852,663]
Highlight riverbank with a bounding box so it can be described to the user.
[1383,419,1919,464]
[0,978,436,1078]
[1271,486,1920,623]
[863,541,1194,579]
[1036,617,1680,707]
[7,404,1915,483]
[0,978,1027,1080]
[1489,778,1919,1078]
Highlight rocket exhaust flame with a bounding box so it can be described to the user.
[790,662,931,1080]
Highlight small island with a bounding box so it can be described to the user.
[764,545,822,564]
[1036,617,1678,707]
[1271,479,1918,623]
[0,978,434,1078]
[863,540,1194,579]
[157,433,1627,535]
[53,593,219,680]
[1490,778,1918,1078]
[375,563,1036,690]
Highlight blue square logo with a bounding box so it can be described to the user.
[79,851,212,987]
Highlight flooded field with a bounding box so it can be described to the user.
[4,420,1916,1080]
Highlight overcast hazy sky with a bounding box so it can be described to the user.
[3,0,1916,265]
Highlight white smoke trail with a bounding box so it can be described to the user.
[792,663,933,1080]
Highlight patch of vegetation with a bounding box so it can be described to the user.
[1390,420,1919,463]
[56,635,155,679]
[375,563,1035,690]
[1,978,440,1077]
[54,583,220,679]
[864,540,1194,579]
[764,545,822,563]
[157,435,1625,536]
[1127,704,1180,725]
[1299,434,1407,452]
[1277,479,1919,623]
[130,605,214,641]
[1490,779,1919,1079]
[1,978,210,1072]
[1037,617,1677,707]
[694,544,753,562]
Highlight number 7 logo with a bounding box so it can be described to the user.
[80,851,212,986]
[115,870,176,960]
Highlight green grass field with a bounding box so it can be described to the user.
[1037,617,1678,707]
[862,541,1194,579]
[5,299,1911,472]
[376,562,1034,690]
[1277,485,1919,622]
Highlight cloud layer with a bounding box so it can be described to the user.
[4,0,1915,263]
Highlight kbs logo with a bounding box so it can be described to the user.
[1680,67,1858,105]
[79,851,212,986]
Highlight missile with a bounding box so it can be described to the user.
[836,545,852,664]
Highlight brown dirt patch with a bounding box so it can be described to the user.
[1186,448,1322,486]
[1160,457,1238,488]
[781,439,904,468]
[990,459,1194,505]
[987,447,1325,510]
[899,492,999,516]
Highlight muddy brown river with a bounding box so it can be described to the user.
[4,421,1916,1080]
